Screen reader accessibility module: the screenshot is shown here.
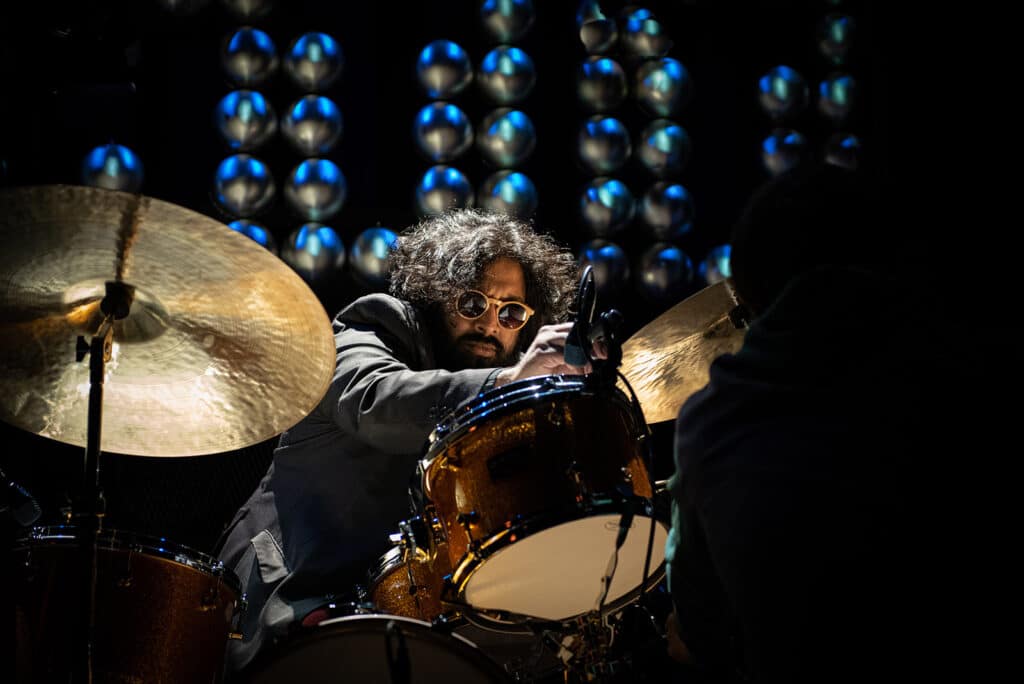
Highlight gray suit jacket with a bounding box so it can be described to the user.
[216,293,496,672]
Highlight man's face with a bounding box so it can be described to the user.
[441,257,527,369]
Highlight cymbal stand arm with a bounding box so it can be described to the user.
[80,320,113,525]
[73,280,134,683]
[77,281,134,522]
[590,309,624,387]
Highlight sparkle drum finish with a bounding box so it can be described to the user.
[421,375,668,625]
[13,526,241,683]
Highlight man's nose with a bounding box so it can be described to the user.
[474,303,500,332]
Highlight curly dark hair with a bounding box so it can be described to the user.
[389,209,579,350]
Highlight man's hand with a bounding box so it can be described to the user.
[494,322,590,386]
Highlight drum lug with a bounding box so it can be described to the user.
[620,466,633,483]
[547,402,565,427]
[227,631,244,640]
[427,512,446,546]
[457,511,480,547]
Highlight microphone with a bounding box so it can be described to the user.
[564,265,596,367]
[1,468,42,527]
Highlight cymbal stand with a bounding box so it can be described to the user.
[73,280,134,683]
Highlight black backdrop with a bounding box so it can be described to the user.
[0,0,897,555]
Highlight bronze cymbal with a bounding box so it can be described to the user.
[619,280,747,424]
[0,185,335,457]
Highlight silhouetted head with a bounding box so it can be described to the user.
[728,163,902,316]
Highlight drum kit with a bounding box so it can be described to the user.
[0,184,748,683]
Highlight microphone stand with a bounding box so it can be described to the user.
[73,280,134,683]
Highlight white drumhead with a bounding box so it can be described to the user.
[463,515,668,621]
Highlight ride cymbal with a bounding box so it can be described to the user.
[0,185,335,457]
[619,280,747,424]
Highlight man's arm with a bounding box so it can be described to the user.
[323,294,494,454]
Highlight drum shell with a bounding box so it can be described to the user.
[367,542,452,622]
[13,527,240,683]
[423,377,651,569]
[242,615,512,684]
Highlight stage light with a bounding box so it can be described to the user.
[280,223,346,283]
[350,226,398,290]
[641,181,694,241]
[215,90,277,151]
[417,40,472,99]
[480,0,535,43]
[282,95,342,156]
[823,132,862,170]
[639,242,694,303]
[478,46,536,105]
[577,238,630,296]
[413,102,473,163]
[577,56,627,111]
[228,219,277,254]
[638,119,690,178]
[221,0,274,20]
[221,27,278,87]
[213,153,275,217]
[477,108,536,168]
[621,12,672,58]
[698,244,732,286]
[757,65,809,121]
[415,165,474,216]
[817,73,856,122]
[578,115,631,174]
[635,57,692,117]
[284,158,346,221]
[817,13,855,64]
[285,32,343,91]
[478,170,538,218]
[761,128,807,176]
[81,143,144,193]
[579,177,635,237]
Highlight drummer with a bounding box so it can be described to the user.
[214,209,587,675]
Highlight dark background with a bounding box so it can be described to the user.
[0,0,901,556]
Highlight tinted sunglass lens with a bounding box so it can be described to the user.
[498,303,528,329]
[457,291,488,318]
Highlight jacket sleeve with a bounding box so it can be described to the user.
[321,294,495,455]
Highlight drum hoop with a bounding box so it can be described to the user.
[314,614,486,652]
[18,525,242,593]
[422,374,639,473]
[446,500,668,627]
[367,544,432,587]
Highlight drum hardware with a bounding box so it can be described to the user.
[384,618,412,684]
[546,401,565,427]
[0,466,41,527]
[1,185,334,682]
[457,510,481,548]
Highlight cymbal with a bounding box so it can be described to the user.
[619,280,747,424]
[0,185,335,457]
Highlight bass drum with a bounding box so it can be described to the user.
[13,526,240,683]
[242,614,513,683]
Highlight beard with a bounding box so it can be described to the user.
[426,308,520,371]
[448,332,518,369]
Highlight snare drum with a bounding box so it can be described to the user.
[421,375,669,624]
[14,526,241,683]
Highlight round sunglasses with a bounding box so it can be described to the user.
[454,290,535,331]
